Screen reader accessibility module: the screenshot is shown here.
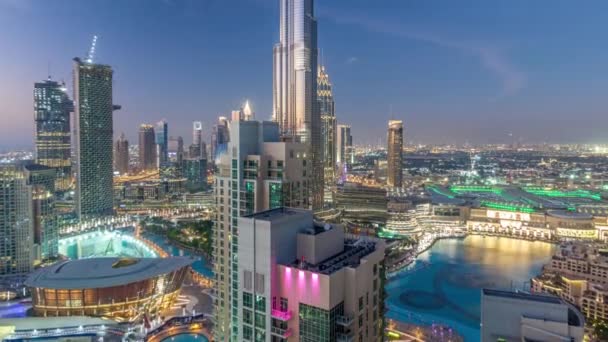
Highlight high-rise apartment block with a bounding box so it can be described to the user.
[336,124,353,166]
[139,124,157,171]
[114,133,129,175]
[273,0,323,210]
[213,118,311,342]
[34,79,73,192]
[0,166,33,278]
[318,65,336,203]
[24,164,58,261]
[387,120,403,188]
[73,57,116,219]
[237,208,386,342]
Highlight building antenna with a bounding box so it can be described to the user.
[87,35,98,64]
[47,61,52,80]
[389,104,393,120]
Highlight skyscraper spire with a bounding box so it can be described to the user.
[273,0,323,210]
[243,100,253,120]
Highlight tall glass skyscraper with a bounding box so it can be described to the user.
[156,120,169,169]
[73,57,116,219]
[318,65,336,202]
[211,116,229,163]
[273,0,323,209]
[0,166,33,278]
[34,79,73,192]
[114,133,129,175]
[336,124,353,166]
[387,120,404,188]
[139,124,157,171]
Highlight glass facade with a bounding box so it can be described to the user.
[34,80,73,192]
[269,182,283,209]
[299,302,344,342]
[73,58,115,219]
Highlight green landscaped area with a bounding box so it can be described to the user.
[142,217,213,256]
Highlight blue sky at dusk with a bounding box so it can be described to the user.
[1,0,607,148]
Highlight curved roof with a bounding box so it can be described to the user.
[26,257,193,289]
[547,210,593,220]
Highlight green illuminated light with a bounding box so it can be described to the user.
[450,185,503,194]
[480,200,536,213]
[524,187,601,201]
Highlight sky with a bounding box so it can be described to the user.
[1,0,608,149]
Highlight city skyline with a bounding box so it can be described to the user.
[2,0,608,148]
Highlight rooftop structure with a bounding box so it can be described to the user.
[237,208,385,342]
[481,288,584,342]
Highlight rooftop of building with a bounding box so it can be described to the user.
[244,207,312,222]
[25,257,193,289]
[547,210,593,220]
[483,288,563,304]
[427,184,607,214]
[23,164,53,172]
[289,238,378,275]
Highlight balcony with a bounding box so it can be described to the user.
[271,327,293,338]
[271,309,293,321]
[336,332,354,342]
[336,314,354,327]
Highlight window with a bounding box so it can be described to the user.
[359,296,364,311]
[255,312,266,329]
[243,292,253,308]
[255,294,266,312]
[299,302,343,341]
[243,326,253,340]
[243,309,253,324]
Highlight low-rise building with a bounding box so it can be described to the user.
[481,288,584,342]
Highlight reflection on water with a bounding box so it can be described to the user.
[161,334,208,342]
[386,236,556,341]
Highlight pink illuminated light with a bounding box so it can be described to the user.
[285,267,291,275]
[298,270,304,279]
[312,273,318,281]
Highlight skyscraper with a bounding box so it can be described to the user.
[181,158,207,192]
[24,164,58,261]
[114,133,129,175]
[156,119,169,169]
[211,116,229,163]
[273,0,323,209]
[73,57,116,219]
[336,124,353,166]
[387,119,403,188]
[34,79,73,192]
[0,166,33,278]
[213,118,311,342]
[193,121,204,158]
[139,124,157,171]
[237,208,386,342]
[318,65,336,202]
